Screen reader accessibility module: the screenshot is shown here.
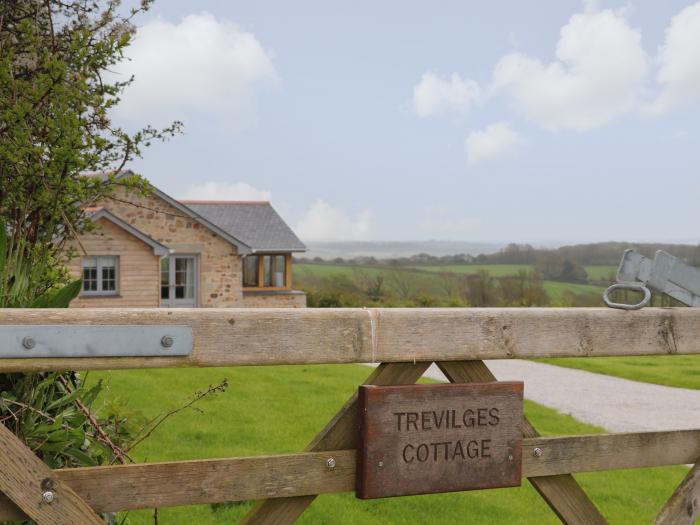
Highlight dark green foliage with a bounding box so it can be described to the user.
[30,278,83,308]
[0,0,180,302]
[0,248,134,469]
[534,254,588,283]
[0,0,178,486]
[0,372,132,469]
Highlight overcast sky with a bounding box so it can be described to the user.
[114,0,700,245]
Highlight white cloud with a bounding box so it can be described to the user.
[465,123,522,165]
[181,181,271,201]
[295,200,374,242]
[413,72,481,117]
[112,13,277,123]
[492,6,648,131]
[651,1,700,114]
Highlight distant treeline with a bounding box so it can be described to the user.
[299,268,601,308]
[298,267,680,309]
[481,242,700,266]
[295,241,700,285]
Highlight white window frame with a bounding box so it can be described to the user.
[82,255,119,296]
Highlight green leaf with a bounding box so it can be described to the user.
[46,388,81,411]
[31,279,82,308]
[64,447,98,466]
[0,220,6,271]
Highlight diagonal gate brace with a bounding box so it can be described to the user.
[0,423,104,525]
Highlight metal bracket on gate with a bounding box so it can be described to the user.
[0,325,192,358]
[604,249,700,309]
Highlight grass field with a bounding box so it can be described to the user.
[541,281,604,302]
[584,265,618,280]
[295,262,605,305]
[541,355,700,390]
[295,263,386,278]
[89,365,688,524]
[408,264,531,276]
[298,262,612,287]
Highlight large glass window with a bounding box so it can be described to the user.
[243,256,259,287]
[82,256,118,295]
[243,254,288,288]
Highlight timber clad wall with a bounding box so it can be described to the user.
[68,219,159,308]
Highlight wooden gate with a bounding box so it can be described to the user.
[0,307,699,524]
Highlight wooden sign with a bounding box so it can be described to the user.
[356,382,523,499]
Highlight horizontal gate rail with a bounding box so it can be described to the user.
[0,307,697,371]
[0,429,697,521]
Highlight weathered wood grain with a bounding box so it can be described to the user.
[653,461,700,525]
[0,430,698,521]
[0,307,698,370]
[525,429,700,477]
[438,360,608,525]
[241,361,431,525]
[0,423,104,524]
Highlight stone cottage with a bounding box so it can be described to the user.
[67,172,306,308]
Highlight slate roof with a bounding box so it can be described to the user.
[181,201,306,253]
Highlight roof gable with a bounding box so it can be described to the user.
[107,171,252,254]
[87,208,169,256]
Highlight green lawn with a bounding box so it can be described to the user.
[542,355,700,390]
[88,365,688,524]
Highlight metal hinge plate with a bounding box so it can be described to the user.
[0,325,192,358]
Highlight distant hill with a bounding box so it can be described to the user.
[304,241,506,260]
[300,240,700,268]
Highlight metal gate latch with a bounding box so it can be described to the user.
[604,249,700,310]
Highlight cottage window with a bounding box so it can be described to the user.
[82,256,118,295]
[243,254,290,289]
[243,256,259,287]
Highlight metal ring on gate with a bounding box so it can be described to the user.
[603,283,652,310]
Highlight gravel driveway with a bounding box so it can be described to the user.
[417,360,700,433]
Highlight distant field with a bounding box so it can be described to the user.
[295,263,606,305]
[584,265,618,280]
[409,264,531,276]
[542,281,605,302]
[295,263,384,278]
[298,262,616,284]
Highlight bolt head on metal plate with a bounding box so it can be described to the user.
[160,335,174,348]
[42,491,54,504]
[22,336,36,350]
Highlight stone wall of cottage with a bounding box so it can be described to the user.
[92,187,243,307]
[242,292,307,308]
